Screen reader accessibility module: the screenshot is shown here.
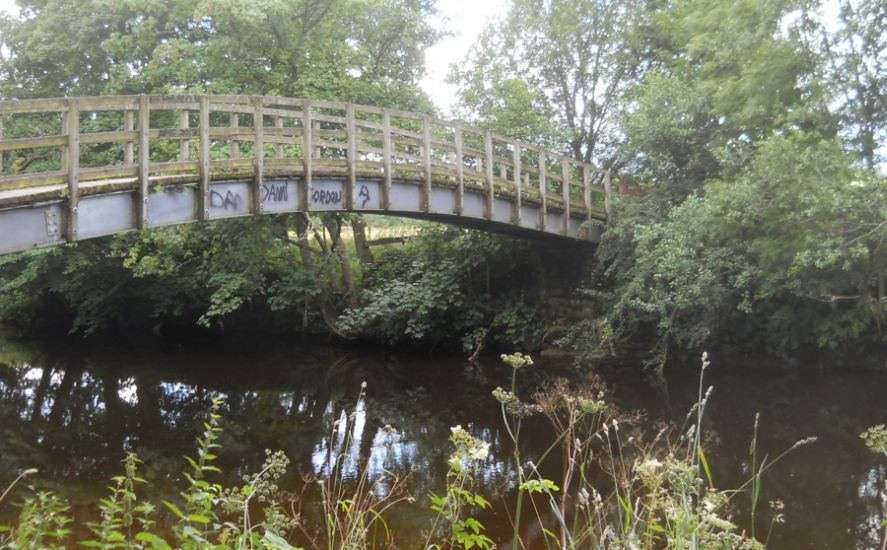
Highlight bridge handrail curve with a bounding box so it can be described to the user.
[0,95,612,236]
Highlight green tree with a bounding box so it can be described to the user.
[449,0,648,165]
[0,0,441,335]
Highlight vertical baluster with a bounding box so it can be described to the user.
[302,99,312,212]
[138,95,150,228]
[583,164,592,223]
[198,96,210,221]
[484,130,494,220]
[253,97,264,215]
[382,109,392,210]
[275,116,283,159]
[561,158,570,236]
[422,115,432,212]
[512,143,521,225]
[0,115,5,175]
[346,104,356,210]
[66,99,80,240]
[124,110,134,166]
[454,125,464,215]
[230,113,239,159]
[538,151,547,231]
[179,109,189,161]
[604,170,613,222]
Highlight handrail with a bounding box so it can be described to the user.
[0,95,611,238]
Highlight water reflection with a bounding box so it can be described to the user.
[0,336,886,548]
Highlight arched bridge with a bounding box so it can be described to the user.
[0,95,612,255]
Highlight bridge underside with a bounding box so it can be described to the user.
[0,175,601,255]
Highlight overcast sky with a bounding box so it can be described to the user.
[0,0,504,115]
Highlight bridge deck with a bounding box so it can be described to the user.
[0,95,611,255]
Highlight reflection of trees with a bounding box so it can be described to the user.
[0,344,514,523]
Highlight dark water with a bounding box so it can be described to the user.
[0,334,885,548]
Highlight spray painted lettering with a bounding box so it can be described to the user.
[210,190,242,210]
[311,189,342,206]
[358,185,371,208]
[263,182,288,202]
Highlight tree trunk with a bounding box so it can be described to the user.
[351,215,374,264]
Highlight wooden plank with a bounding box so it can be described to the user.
[538,151,547,231]
[0,170,66,190]
[0,135,68,152]
[422,115,432,212]
[0,115,3,174]
[346,104,356,210]
[302,99,312,212]
[561,158,570,235]
[512,144,521,225]
[583,164,592,221]
[179,110,189,161]
[230,113,239,159]
[275,116,283,159]
[66,99,80,240]
[604,169,612,222]
[124,110,134,165]
[198,96,210,221]
[253,97,264,214]
[382,109,392,210]
[138,95,150,229]
[454,125,464,215]
[79,130,139,146]
[77,96,139,111]
[0,97,68,114]
[484,130,494,220]
[149,160,200,173]
[80,165,140,180]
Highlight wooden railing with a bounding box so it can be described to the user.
[0,95,611,237]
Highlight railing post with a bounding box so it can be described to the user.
[484,130,494,220]
[275,116,283,159]
[345,104,356,210]
[124,110,134,166]
[198,96,210,221]
[179,109,189,161]
[382,108,392,210]
[422,115,432,212]
[604,169,613,222]
[512,143,521,225]
[230,113,239,159]
[65,99,80,240]
[538,151,547,231]
[0,115,4,174]
[454,125,464,215]
[138,95,150,229]
[301,99,312,212]
[561,158,570,235]
[253,96,264,215]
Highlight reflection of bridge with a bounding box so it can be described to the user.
[0,95,612,255]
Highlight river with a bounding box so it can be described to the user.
[0,333,884,548]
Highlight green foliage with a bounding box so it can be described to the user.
[0,0,439,107]
[450,0,646,164]
[426,426,493,550]
[2,491,71,549]
[0,0,440,338]
[0,217,333,334]
[597,134,886,361]
[338,227,549,349]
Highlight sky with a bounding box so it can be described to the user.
[0,0,504,115]
[420,0,507,114]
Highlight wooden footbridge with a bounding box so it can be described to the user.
[0,95,612,255]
